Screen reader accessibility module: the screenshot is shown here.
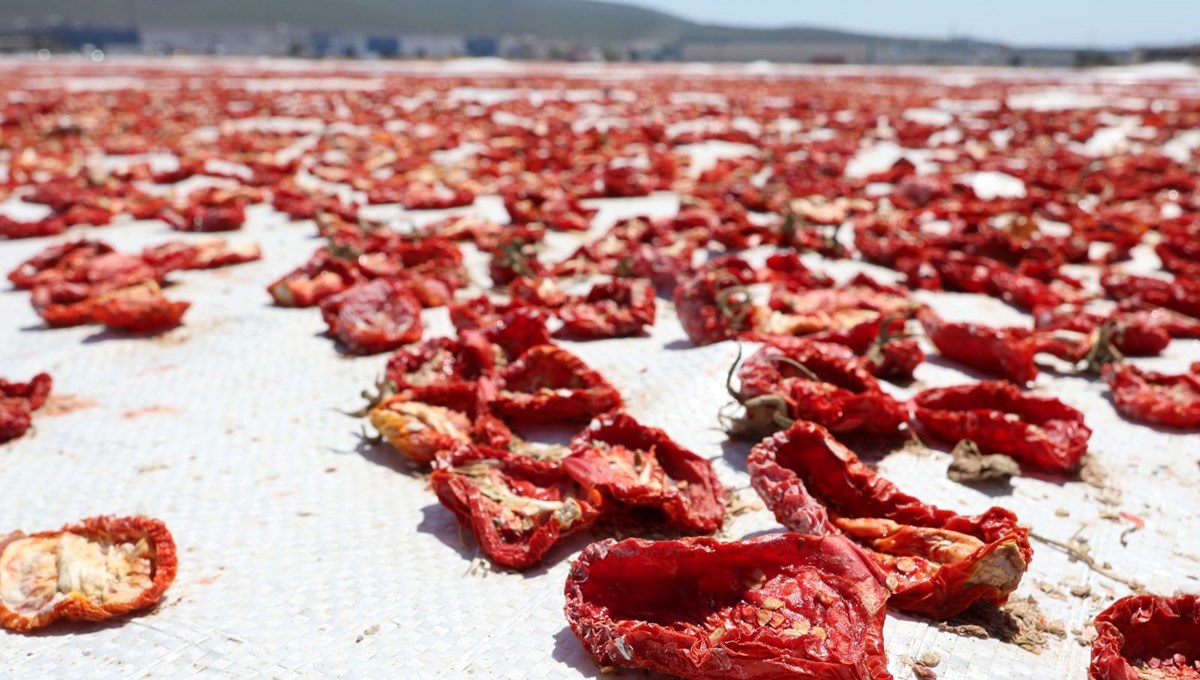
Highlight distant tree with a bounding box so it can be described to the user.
[1076,50,1117,67]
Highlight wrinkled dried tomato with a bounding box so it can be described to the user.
[565,533,893,680]
[564,412,725,534]
[318,279,423,355]
[918,308,1076,384]
[555,279,656,340]
[431,443,602,571]
[912,381,1091,472]
[731,342,906,439]
[491,345,622,422]
[91,282,191,333]
[0,516,177,632]
[1104,363,1200,429]
[368,398,473,466]
[749,420,1031,618]
[1090,594,1200,680]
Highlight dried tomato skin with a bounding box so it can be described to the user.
[0,516,177,632]
[431,444,601,571]
[493,345,623,422]
[319,279,423,355]
[1090,595,1200,680]
[1104,363,1200,429]
[564,533,893,680]
[749,421,1031,619]
[564,412,725,534]
[0,399,34,444]
[912,381,1091,472]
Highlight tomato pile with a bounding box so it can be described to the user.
[1,59,1198,677]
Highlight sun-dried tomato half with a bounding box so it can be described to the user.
[564,533,893,680]
[564,412,725,534]
[492,345,623,422]
[1090,594,1200,680]
[1,372,52,411]
[318,279,423,355]
[912,381,1091,472]
[1102,271,1200,319]
[917,308,1074,384]
[0,516,177,632]
[554,279,656,340]
[731,342,906,439]
[267,248,363,307]
[368,397,473,466]
[674,260,762,347]
[1104,363,1200,429]
[749,421,1030,619]
[92,282,191,333]
[383,335,494,413]
[6,239,115,290]
[431,443,602,571]
[141,238,261,275]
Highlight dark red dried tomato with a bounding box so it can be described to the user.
[318,279,423,355]
[7,240,114,290]
[0,373,53,411]
[492,345,623,422]
[750,314,924,382]
[674,262,761,347]
[564,412,725,534]
[1090,594,1200,680]
[431,443,602,571]
[749,420,1031,619]
[554,279,656,340]
[141,239,261,275]
[912,381,1092,472]
[731,342,907,439]
[383,334,495,414]
[449,300,551,362]
[565,533,893,680]
[1104,363,1200,429]
[1102,271,1200,319]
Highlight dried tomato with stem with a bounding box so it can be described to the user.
[564,533,893,680]
[431,443,602,571]
[1104,363,1200,429]
[749,420,1031,619]
[674,259,762,347]
[564,412,725,534]
[0,516,177,632]
[912,381,1092,472]
[728,342,907,440]
[1090,594,1200,680]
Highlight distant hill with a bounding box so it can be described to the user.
[0,0,933,47]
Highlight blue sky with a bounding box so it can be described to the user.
[618,0,1200,48]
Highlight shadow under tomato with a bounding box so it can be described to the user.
[416,502,475,562]
[552,626,673,680]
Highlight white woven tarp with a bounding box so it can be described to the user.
[1,58,1198,680]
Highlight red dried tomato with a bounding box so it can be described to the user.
[431,443,602,571]
[564,412,725,533]
[383,335,494,414]
[750,314,924,382]
[1104,363,1200,429]
[267,248,363,307]
[555,279,656,340]
[674,261,761,346]
[492,345,623,422]
[0,516,177,632]
[912,381,1092,472]
[731,342,907,438]
[564,533,893,680]
[917,308,1076,384]
[749,420,1031,619]
[1090,594,1200,680]
[0,372,53,411]
[91,282,191,333]
[7,239,114,289]
[1102,271,1200,319]
[141,239,261,275]
[318,279,423,355]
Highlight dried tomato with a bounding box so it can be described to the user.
[917,308,1076,384]
[1090,594,1200,680]
[1104,363,1200,429]
[141,239,261,275]
[674,261,761,346]
[564,412,725,533]
[0,516,177,632]
[750,314,924,382]
[749,421,1031,619]
[91,282,191,333]
[554,279,656,340]
[730,342,906,439]
[383,335,494,413]
[7,239,114,289]
[0,371,50,444]
[564,533,893,680]
[431,443,602,571]
[912,381,1091,472]
[267,248,363,307]
[318,279,423,355]
[493,345,623,422]
[1102,271,1200,319]
[368,397,473,466]
[0,372,53,411]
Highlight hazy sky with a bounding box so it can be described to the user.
[618,0,1200,48]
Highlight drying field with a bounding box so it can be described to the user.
[0,57,1198,679]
